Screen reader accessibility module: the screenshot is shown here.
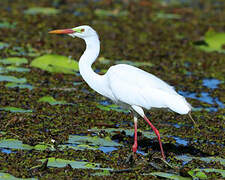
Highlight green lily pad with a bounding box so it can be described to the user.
[188,168,225,179]
[24,7,60,15]
[0,139,55,151]
[0,75,26,83]
[0,172,36,180]
[30,54,79,74]
[5,66,30,72]
[150,172,190,180]
[38,158,113,170]
[5,83,33,90]
[38,96,70,105]
[92,170,111,177]
[0,131,6,135]
[0,21,16,29]
[0,42,9,50]
[0,57,28,65]
[68,134,122,147]
[96,104,129,113]
[0,107,32,113]
[7,46,40,57]
[154,12,181,20]
[194,29,225,53]
[73,82,83,86]
[95,9,128,17]
[0,139,33,150]
[98,57,111,64]
[58,144,97,151]
[176,155,225,166]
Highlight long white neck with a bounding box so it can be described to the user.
[79,35,110,98]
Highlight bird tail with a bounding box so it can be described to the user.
[166,94,192,115]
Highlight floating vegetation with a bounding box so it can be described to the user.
[0,75,26,83]
[188,168,225,179]
[154,12,181,20]
[97,103,128,113]
[150,172,190,180]
[24,7,60,15]
[0,107,32,113]
[30,54,79,74]
[194,29,225,53]
[0,57,28,66]
[38,158,113,170]
[0,173,36,180]
[4,66,30,73]
[0,139,55,151]
[5,82,33,90]
[38,96,71,105]
[0,0,224,179]
[8,45,40,57]
[0,42,9,50]
[176,155,225,166]
[95,9,128,17]
[67,134,121,151]
[0,139,33,150]
[0,21,16,29]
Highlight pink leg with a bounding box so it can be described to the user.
[144,115,166,160]
[132,116,138,153]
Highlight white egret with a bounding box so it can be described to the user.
[49,25,197,160]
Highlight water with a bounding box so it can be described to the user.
[98,146,118,153]
[171,136,189,146]
[179,78,224,111]
[0,148,13,154]
[202,78,221,89]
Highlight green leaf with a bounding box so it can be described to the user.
[188,168,225,178]
[0,57,28,65]
[194,29,225,53]
[31,54,79,74]
[0,21,16,29]
[0,75,26,83]
[96,104,129,113]
[92,170,111,176]
[24,7,60,15]
[95,9,128,17]
[0,107,32,113]
[38,96,70,105]
[176,155,225,166]
[68,134,122,147]
[150,172,190,180]
[5,83,33,90]
[0,172,36,180]
[0,42,10,50]
[38,158,113,170]
[5,66,30,72]
[0,139,33,150]
[154,12,181,20]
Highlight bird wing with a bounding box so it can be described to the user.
[106,64,190,114]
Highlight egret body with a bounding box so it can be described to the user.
[49,25,194,160]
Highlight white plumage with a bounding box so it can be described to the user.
[49,25,194,160]
[106,64,191,114]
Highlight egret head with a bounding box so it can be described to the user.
[49,25,97,39]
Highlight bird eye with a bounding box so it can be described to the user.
[81,29,85,32]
